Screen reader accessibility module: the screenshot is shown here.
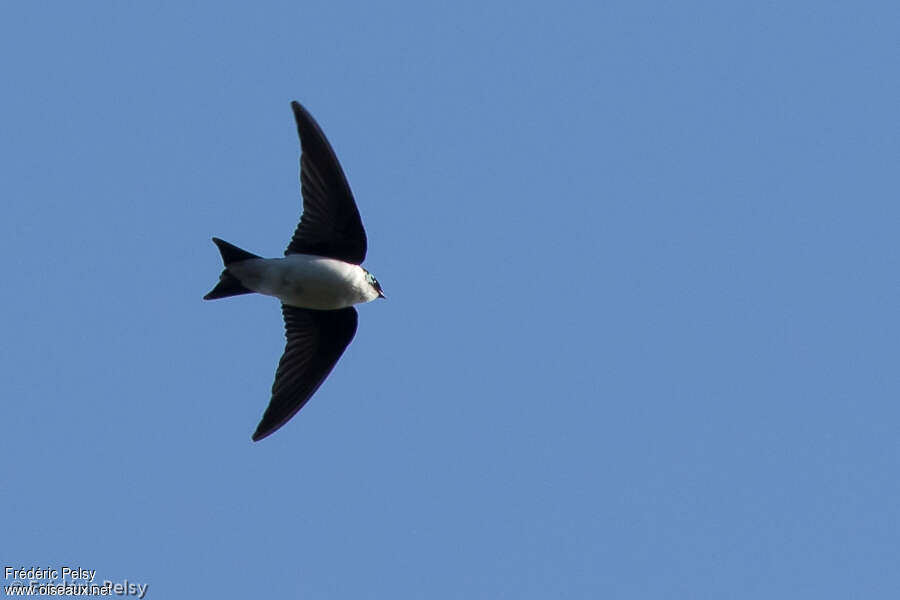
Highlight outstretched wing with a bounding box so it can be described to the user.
[252,305,358,441]
[285,101,367,264]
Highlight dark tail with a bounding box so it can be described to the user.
[203,238,260,300]
[210,237,261,265]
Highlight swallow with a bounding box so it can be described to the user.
[204,101,384,441]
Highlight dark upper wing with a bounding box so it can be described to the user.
[252,305,358,441]
[285,101,367,264]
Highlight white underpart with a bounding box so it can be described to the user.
[228,254,379,310]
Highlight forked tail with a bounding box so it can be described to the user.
[203,238,260,300]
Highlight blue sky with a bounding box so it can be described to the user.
[2,1,898,598]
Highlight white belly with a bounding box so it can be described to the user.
[229,254,370,310]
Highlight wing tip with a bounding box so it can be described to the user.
[290,100,308,124]
[251,423,274,442]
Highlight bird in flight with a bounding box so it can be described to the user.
[204,101,385,441]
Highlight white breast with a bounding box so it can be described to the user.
[229,254,375,310]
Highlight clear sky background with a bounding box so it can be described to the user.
[2,2,898,598]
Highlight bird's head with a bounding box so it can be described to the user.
[363,268,386,299]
